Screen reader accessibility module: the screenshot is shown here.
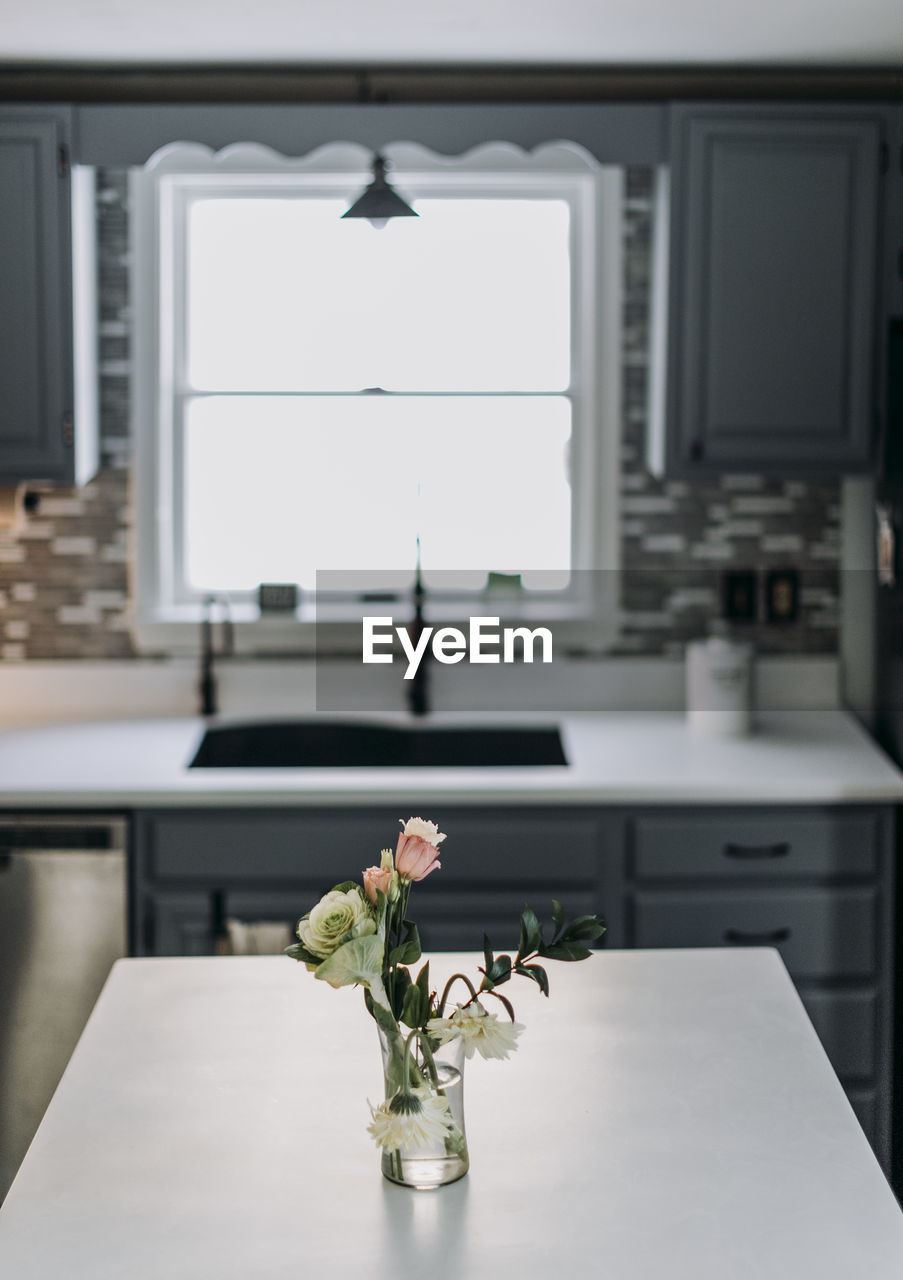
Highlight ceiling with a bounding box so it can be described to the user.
[2,0,902,67]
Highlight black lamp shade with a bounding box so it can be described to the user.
[342,155,418,223]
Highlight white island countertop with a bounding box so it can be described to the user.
[1,950,902,1279]
[0,709,900,807]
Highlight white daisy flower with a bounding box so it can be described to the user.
[367,1088,456,1152]
[427,1002,524,1061]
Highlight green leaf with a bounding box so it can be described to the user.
[314,933,384,989]
[284,941,323,967]
[483,933,494,975]
[518,906,543,957]
[336,918,378,949]
[391,965,412,1021]
[485,989,516,1021]
[366,993,407,1092]
[400,982,427,1030]
[487,953,512,985]
[366,990,399,1037]
[562,914,606,943]
[415,960,431,1005]
[516,962,550,997]
[551,899,566,941]
[537,940,593,962]
[389,919,422,968]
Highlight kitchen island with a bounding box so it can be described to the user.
[1,949,901,1279]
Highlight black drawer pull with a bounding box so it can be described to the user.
[723,842,791,860]
[724,926,791,946]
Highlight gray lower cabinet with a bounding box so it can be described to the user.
[650,103,887,476]
[624,806,895,1170]
[131,802,895,1168]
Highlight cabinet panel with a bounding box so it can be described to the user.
[146,890,214,957]
[655,106,884,474]
[632,811,879,881]
[0,112,73,484]
[145,810,599,886]
[799,988,878,1080]
[147,813,373,884]
[632,886,877,980]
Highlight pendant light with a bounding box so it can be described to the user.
[341,153,418,229]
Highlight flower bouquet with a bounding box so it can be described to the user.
[285,816,605,1188]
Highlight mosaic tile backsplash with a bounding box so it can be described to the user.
[0,167,839,661]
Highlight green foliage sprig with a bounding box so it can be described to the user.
[439,901,605,1020]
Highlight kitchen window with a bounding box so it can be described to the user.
[131,142,621,650]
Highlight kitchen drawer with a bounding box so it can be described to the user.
[147,886,599,959]
[142,810,599,886]
[630,810,879,881]
[798,988,878,1080]
[145,814,366,883]
[219,887,597,953]
[631,886,877,980]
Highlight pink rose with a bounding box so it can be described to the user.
[363,864,394,905]
[395,816,446,882]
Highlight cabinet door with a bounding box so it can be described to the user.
[143,890,214,956]
[631,885,878,981]
[657,106,884,474]
[0,110,75,484]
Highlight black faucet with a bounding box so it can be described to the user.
[406,558,429,717]
[198,595,234,718]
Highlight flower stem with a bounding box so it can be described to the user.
[416,1033,441,1090]
[436,973,479,1017]
[401,1029,421,1094]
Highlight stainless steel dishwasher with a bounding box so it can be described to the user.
[0,815,127,1202]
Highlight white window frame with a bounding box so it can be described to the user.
[130,140,621,654]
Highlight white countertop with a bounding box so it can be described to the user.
[0,709,900,807]
[1,950,901,1279]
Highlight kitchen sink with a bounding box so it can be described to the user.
[188,721,567,769]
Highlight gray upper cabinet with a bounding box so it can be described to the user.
[649,104,887,475]
[0,106,96,487]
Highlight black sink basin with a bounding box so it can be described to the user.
[188,721,567,769]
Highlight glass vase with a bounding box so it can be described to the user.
[377,1025,469,1190]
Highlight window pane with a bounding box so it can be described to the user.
[186,197,570,393]
[182,395,571,593]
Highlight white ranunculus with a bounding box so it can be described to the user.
[297,887,373,959]
[427,1001,524,1060]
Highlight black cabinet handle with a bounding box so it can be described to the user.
[723,926,791,946]
[723,842,790,860]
